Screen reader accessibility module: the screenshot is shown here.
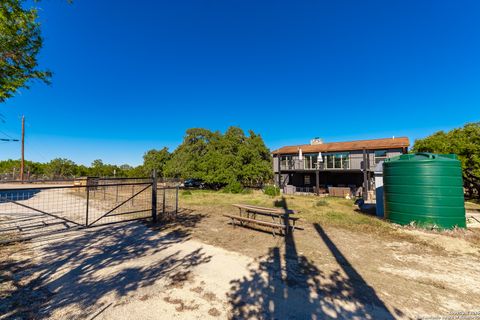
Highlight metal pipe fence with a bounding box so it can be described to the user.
[0,177,179,243]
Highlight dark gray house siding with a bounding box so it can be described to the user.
[273,149,403,173]
[271,137,409,195]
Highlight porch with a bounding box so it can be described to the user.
[278,171,372,198]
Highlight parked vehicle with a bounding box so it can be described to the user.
[182,178,205,189]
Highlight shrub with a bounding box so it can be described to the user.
[264,185,280,197]
[222,181,244,194]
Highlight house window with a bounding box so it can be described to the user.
[340,153,350,169]
[281,155,293,169]
[326,155,334,168]
[304,154,318,169]
[334,155,342,168]
[324,153,350,169]
[304,175,311,185]
[374,150,388,164]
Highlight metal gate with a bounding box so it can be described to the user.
[0,177,179,243]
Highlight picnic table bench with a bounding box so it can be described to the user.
[224,203,301,236]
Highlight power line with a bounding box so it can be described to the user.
[0,129,17,140]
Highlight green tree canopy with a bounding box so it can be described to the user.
[89,159,124,177]
[0,0,51,102]
[142,148,171,177]
[45,158,77,178]
[0,159,47,178]
[0,126,273,187]
[413,122,480,198]
[164,126,272,188]
[164,128,219,179]
[0,158,141,179]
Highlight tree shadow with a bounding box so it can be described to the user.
[313,223,404,318]
[1,211,210,319]
[228,198,400,319]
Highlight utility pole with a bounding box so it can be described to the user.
[20,115,25,181]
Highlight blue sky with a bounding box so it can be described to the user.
[1,0,479,166]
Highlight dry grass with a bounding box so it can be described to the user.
[179,190,478,249]
[182,190,395,235]
[465,200,480,210]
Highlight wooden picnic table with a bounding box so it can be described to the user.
[225,203,300,236]
[232,203,297,215]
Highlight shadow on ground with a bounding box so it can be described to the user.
[1,209,209,320]
[228,198,403,319]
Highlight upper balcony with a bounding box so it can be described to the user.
[273,145,406,173]
[278,155,380,172]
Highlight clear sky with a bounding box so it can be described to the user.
[1,0,479,166]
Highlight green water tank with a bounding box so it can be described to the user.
[383,153,466,229]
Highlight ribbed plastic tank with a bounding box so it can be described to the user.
[383,153,466,229]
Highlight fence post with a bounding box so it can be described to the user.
[152,169,157,223]
[85,185,90,227]
[175,185,179,216]
[162,188,166,218]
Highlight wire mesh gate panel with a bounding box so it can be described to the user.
[84,181,153,226]
[156,187,179,222]
[0,186,87,242]
[0,178,179,243]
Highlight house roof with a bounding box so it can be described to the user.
[271,137,410,155]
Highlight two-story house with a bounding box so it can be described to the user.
[271,137,410,196]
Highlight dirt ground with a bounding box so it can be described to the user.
[179,206,480,319]
[1,190,480,319]
[0,220,254,320]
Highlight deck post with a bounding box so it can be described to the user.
[363,148,368,200]
[277,154,282,189]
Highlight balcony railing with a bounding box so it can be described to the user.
[279,159,376,171]
[280,160,324,171]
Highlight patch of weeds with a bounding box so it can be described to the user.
[190,286,203,294]
[166,271,191,289]
[466,229,480,246]
[315,199,328,207]
[324,210,346,222]
[202,291,217,301]
[164,297,183,305]
[241,188,253,194]
[164,296,199,311]
[208,308,221,317]
[263,185,280,196]
[182,190,192,196]
[139,294,151,301]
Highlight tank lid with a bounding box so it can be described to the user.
[384,153,458,162]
